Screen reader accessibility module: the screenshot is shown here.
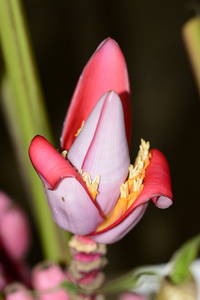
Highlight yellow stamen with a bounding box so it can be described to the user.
[61,150,68,159]
[79,169,100,201]
[95,139,151,232]
[96,197,128,232]
[75,121,85,137]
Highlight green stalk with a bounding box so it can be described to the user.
[182,16,200,97]
[0,0,70,262]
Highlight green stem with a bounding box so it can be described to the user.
[0,0,70,263]
[182,16,200,97]
[97,266,159,294]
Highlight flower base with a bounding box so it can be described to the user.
[67,235,107,297]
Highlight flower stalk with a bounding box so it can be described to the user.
[0,0,70,262]
[67,235,107,297]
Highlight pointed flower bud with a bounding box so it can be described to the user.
[29,38,172,244]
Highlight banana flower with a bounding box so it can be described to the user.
[29,38,172,244]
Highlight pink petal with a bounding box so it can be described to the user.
[67,91,130,216]
[45,177,104,235]
[92,204,148,244]
[61,38,131,151]
[29,136,103,235]
[90,149,172,244]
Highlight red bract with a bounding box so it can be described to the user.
[61,38,132,150]
[29,38,172,244]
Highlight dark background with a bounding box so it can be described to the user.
[1,0,200,275]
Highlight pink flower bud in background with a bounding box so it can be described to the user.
[4,284,35,300]
[31,261,69,300]
[0,191,30,261]
[0,192,31,288]
[0,205,30,261]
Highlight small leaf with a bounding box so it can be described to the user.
[97,266,160,294]
[168,234,200,284]
[60,281,83,294]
